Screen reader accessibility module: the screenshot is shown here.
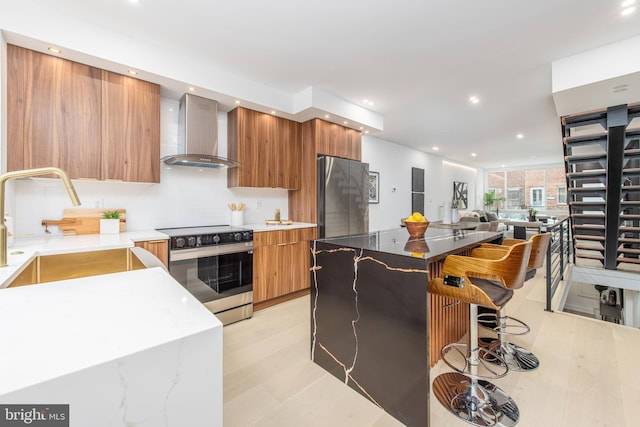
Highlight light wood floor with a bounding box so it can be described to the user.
[223,271,640,426]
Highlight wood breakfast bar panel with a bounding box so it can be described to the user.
[311,227,501,427]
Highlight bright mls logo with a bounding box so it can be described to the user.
[0,405,68,426]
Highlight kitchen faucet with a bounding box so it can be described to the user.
[0,167,81,267]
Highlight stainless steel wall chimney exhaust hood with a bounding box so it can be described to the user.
[162,93,239,168]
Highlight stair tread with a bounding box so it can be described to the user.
[570,201,606,206]
[568,187,606,192]
[618,257,640,264]
[567,169,606,177]
[620,237,640,243]
[573,224,605,229]
[576,253,605,260]
[574,235,606,241]
[563,132,607,144]
[565,153,607,162]
[575,244,604,250]
[618,248,640,254]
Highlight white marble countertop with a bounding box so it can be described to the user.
[246,222,316,232]
[0,267,221,396]
[1,230,168,288]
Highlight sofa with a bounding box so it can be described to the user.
[458,210,507,233]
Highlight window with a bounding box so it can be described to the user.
[557,186,567,205]
[507,188,523,209]
[530,187,544,207]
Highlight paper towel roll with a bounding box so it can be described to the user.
[443,201,452,224]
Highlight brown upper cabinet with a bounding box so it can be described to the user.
[313,119,362,160]
[227,107,301,189]
[7,45,160,183]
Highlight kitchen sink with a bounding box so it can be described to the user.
[6,248,156,288]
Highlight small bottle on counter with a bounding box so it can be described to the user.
[275,209,281,222]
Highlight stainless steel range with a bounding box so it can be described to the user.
[157,225,254,325]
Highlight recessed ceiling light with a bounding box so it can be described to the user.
[471,153,477,157]
[271,111,276,115]
[343,121,348,125]
[47,47,62,54]
[469,96,480,104]
[433,146,439,151]
[516,133,524,139]
[188,87,195,92]
[365,130,369,134]
[235,100,241,104]
[622,0,635,7]
[128,0,139,3]
[359,126,364,130]
[362,99,374,106]
[127,69,138,75]
[324,114,330,119]
[501,164,506,168]
[621,6,636,15]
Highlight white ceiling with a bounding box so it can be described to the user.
[4,0,640,169]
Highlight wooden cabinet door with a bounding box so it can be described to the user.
[101,70,160,183]
[252,228,315,303]
[228,107,301,189]
[314,119,362,160]
[134,240,168,268]
[253,244,278,303]
[275,117,301,189]
[7,45,102,179]
[286,240,310,293]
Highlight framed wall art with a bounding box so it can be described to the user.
[453,181,468,209]
[368,171,380,204]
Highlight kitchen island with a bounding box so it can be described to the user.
[0,233,222,427]
[311,227,501,427]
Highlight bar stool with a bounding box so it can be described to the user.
[430,240,532,427]
[473,233,551,372]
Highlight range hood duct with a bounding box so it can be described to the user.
[162,93,239,168]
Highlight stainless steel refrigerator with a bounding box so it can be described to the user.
[317,155,370,238]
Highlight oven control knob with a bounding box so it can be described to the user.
[242,232,251,241]
[213,234,221,244]
[187,236,196,247]
[175,237,186,248]
[233,232,242,241]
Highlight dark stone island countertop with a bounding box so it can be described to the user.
[317,226,502,262]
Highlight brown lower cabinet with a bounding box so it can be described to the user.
[253,227,316,305]
[134,239,169,269]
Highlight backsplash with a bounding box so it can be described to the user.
[12,98,289,235]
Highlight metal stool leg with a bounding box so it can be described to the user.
[479,307,540,372]
[433,305,519,427]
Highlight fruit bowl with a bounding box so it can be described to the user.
[404,220,429,238]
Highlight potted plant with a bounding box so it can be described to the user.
[100,211,120,234]
[528,208,538,222]
[483,191,506,216]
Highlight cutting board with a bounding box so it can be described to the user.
[42,209,126,235]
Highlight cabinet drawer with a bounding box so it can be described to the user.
[254,227,316,246]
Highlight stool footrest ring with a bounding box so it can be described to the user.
[478,313,530,336]
[441,342,509,380]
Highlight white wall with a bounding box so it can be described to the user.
[12,99,289,235]
[14,121,483,236]
[362,135,482,232]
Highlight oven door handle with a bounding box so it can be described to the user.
[170,244,254,261]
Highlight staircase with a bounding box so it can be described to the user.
[562,104,640,270]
